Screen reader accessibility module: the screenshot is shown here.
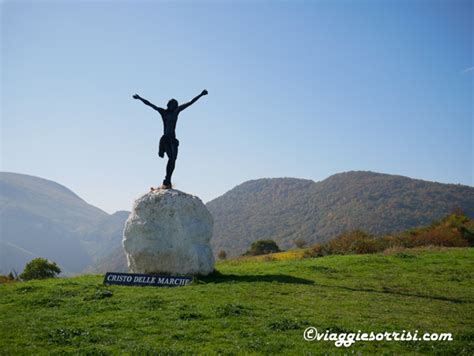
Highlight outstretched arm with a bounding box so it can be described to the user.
[133,94,164,114]
[178,90,208,112]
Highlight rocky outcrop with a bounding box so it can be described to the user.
[122,189,214,275]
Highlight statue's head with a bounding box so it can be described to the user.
[167,99,178,110]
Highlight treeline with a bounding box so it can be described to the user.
[217,212,474,260]
[305,212,473,257]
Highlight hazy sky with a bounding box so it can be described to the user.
[2,0,472,213]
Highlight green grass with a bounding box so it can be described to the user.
[1,248,473,354]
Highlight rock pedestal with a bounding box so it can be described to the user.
[122,189,214,275]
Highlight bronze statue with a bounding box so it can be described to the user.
[133,90,208,189]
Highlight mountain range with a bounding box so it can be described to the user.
[1,171,473,274]
[0,172,128,274]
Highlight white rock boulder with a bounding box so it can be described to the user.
[122,189,214,275]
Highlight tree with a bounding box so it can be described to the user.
[19,258,61,281]
[244,239,281,256]
[218,250,227,260]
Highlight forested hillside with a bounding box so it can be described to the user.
[207,171,474,256]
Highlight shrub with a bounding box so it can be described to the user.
[244,239,281,256]
[349,236,385,254]
[326,230,384,255]
[440,213,474,246]
[303,243,326,258]
[0,271,18,284]
[464,220,474,246]
[19,258,61,281]
[409,228,468,247]
[303,213,473,259]
[0,275,12,284]
[397,214,471,248]
[217,250,227,260]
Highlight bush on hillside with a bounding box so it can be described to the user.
[244,240,281,256]
[305,231,385,257]
[0,273,16,284]
[305,212,473,258]
[303,243,326,258]
[19,258,61,281]
[400,228,468,248]
[395,213,472,248]
[326,230,383,255]
[439,212,474,245]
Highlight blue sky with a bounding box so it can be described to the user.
[2,0,472,213]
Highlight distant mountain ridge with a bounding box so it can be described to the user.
[92,171,474,272]
[207,171,474,257]
[0,172,107,228]
[2,171,473,274]
[0,172,129,274]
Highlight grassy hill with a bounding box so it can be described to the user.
[208,171,474,257]
[1,248,473,354]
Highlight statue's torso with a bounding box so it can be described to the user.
[161,110,179,138]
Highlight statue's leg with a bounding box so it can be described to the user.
[165,158,175,184]
[164,143,178,186]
